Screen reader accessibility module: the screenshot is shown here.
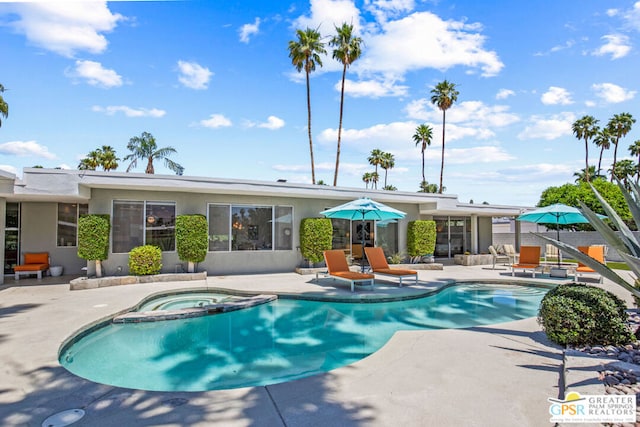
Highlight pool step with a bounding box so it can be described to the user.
[113,294,277,323]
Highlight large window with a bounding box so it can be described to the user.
[208,204,293,252]
[376,221,399,256]
[57,203,88,247]
[112,200,176,253]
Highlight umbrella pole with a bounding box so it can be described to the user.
[556,220,560,267]
[361,213,366,273]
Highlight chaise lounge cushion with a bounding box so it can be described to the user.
[14,252,50,272]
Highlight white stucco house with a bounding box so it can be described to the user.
[0,168,530,284]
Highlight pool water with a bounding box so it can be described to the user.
[60,283,549,392]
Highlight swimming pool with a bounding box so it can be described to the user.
[59,282,550,392]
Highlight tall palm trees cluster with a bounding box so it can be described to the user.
[78,131,184,175]
[288,23,362,186]
[362,149,395,190]
[572,112,638,184]
[287,24,460,193]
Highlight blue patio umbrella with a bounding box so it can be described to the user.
[320,198,406,271]
[517,203,605,265]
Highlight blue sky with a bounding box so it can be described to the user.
[1,0,639,206]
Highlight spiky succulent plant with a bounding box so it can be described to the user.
[535,179,640,298]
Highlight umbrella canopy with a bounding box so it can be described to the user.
[517,203,596,226]
[320,197,407,221]
[517,203,605,266]
[320,198,406,272]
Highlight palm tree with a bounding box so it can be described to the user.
[419,180,439,193]
[572,115,599,182]
[78,150,100,171]
[0,84,7,127]
[123,131,183,175]
[594,127,612,177]
[330,23,363,186]
[629,140,640,184]
[606,112,636,181]
[99,145,119,171]
[288,28,326,185]
[412,124,433,183]
[430,80,459,193]
[362,172,373,189]
[382,184,397,191]
[610,159,636,188]
[380,152,395,188]
[367,149,384,189]
[573,166,599,183]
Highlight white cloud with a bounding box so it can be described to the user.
[293,0,363,34]
[443,146,515,165]
[591,83,636,103]
[0,140,56,159]
[200,114,232,128]
[258,116,285,130]
[291,1,503,96]
[592,34,631,59]
[406,99,519,129]
[622,2,640,31]
[360,11,504,78]
[239,18,260,43]
[66,60,122,88]
[496,89,515,100]
[517,112,575,140]
[340,77,408,97]
[541,86,573,105]
[6,2,123,57]
[92,105,166,118]
[177,60,213,90]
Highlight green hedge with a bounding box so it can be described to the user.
[300,218,333,264]
[128,245,162,275]
[175,214,208,263]
[538,284,633,346]
[77,214,110,261]
[407,220,436,257]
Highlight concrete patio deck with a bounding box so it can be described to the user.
[0,264,633,426]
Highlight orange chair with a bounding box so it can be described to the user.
[364,247,418,286]
[317,249,375,292]
[510,246,541,277]
[14,252,50,280]
[574,246,604,283]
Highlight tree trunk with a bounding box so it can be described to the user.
[187,261,195,273]
[421,147,426,183]
[95,260,103,278]
[584,138,590,182]
[439,110,446,194]
[334,65,347,186]
[306,70,315,184]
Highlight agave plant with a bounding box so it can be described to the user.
[535,179,640,298]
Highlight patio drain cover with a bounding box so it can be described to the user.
[42,409,85,427]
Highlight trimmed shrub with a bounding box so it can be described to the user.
[129,245,162,276]
[77,214,110,261]
[299,218,333,264]
[176,214,208,264]
[538,284,633,346]
[407,220,436,258]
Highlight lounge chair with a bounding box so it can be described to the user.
[14,252,50,280]
[544,244,562,263]
[574,246,604,283]
[488,245,510,269]
[318,249,375,292]
[503,244,519,264]
[511,246,541,277]
[364,247,418,286]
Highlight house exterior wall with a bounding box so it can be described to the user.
[87,188,420,276]
[19,202,87,274]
